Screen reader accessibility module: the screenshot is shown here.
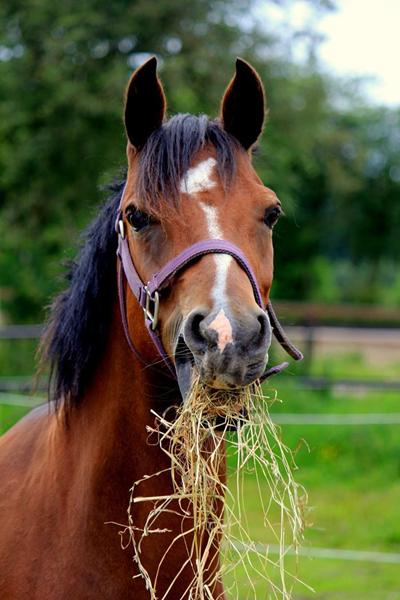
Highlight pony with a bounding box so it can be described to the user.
[0,57,301,599]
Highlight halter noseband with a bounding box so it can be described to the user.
[115,201,303,383]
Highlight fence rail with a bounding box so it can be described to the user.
[232,541,400,565]
[1,300,400,339]
[2,392,400,425]
[1,375,400,395]
[0,324,44,339]
[1,310,399,394]
[272,301,400,327]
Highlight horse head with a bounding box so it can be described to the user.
[118,57,295,398]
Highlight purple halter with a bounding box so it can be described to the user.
[115,199,303,383]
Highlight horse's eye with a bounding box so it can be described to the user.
[264,205,282,229]
[126,207,153,232]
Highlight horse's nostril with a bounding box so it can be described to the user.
[191,313,205,343]
[184,311,208,352]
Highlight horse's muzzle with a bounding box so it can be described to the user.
[175,307,272,398]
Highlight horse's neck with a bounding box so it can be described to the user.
[58,305,225,596]
[63,304,177,522]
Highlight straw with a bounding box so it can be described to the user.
[120,379,308,599]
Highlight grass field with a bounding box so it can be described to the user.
[1,345,400,598]
[223,380,400,599]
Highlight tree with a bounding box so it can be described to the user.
[0,0,334,320]
[3,0,399,321]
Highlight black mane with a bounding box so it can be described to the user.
[42,115,238,409]
[41,178,124,410]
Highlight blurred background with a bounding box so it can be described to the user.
[0,0,399,597]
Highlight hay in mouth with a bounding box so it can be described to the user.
[121,379,308,599]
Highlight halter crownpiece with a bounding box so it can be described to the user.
[115,201,303,385]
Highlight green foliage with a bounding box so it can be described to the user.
[0,0,399,322]
[0,0,256,320]
[265,90,400,304]
[0,338,38,376]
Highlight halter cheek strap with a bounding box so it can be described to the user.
[116,203,303,383]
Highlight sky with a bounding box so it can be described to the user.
[318,0,399,106]
[256,0,400,107]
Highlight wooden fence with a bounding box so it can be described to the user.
[1,302,399,394]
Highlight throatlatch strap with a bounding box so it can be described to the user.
[117,260,147,366]
[267,301,304,361]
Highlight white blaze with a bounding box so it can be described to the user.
[180,157,233,350]
[199,201,232,308]
[179,157,217,194]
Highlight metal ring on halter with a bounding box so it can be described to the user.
[143,286,160,330]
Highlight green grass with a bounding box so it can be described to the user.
[221,381,400,598]
[0,403,32,435]
[224,556,400,600]
[1,346,400,598]
[222,442,400,597]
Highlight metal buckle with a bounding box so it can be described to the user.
[118,219,125,239]
[143,286,160,330]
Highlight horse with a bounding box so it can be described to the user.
[0,57,302,599]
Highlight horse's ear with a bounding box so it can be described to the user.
[221,58,265,150]
[124,56,166,151]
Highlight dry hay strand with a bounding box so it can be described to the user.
[121,379,309,599]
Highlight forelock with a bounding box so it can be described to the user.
[135,114,239,213]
